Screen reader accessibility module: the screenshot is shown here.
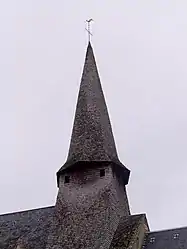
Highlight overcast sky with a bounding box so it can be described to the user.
[1,0,187,231]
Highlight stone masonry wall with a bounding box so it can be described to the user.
[128,215,149,249]
[46,164,130,249]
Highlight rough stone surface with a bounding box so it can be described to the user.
[65,42,118,162]
[46,165,130,249]
[0,207,146,249]
[110,214,149,249]
[0,206,54,249]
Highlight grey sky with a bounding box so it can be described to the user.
[0,0,187,231]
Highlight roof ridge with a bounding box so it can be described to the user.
[0,205,54,217]
[148,225,187,234]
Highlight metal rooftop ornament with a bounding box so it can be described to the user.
[86,19,93,42]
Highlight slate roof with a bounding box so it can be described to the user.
[57,42,130,186]
[0,208,146,249]
[1,204,187,249]
[143,226,187,249]
[0,206,54,249]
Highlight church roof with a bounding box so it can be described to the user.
[0,208,145,249]
[57,42,130,185]
[143,226,187,249]
[0,206,54,249]
[1,206,187,249]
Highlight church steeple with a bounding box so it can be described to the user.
[68,42,118,162]
[57,43,130,186]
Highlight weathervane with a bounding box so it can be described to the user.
[86,19,93,42]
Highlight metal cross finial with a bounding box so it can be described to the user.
[86,19,93,42]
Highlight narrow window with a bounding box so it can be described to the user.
[100,169,105,177]
[65,175,70,183]
[150,237,155,243]
[173,233,179,239]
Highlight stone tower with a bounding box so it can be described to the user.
[46,43,131,249]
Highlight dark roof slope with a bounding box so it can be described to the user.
[0,206,54,249]
[57,42,130,186]
[67,42,118,163]
[143,226,187,249]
